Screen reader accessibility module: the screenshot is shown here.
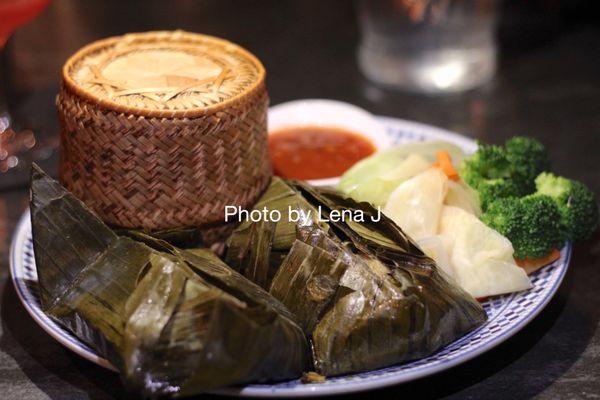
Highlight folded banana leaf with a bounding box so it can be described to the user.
[226,178,487,376]
[226,178,328,288]
[30,165,309,398]
[114,226,202,248]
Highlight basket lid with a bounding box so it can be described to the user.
[62,31,265,117]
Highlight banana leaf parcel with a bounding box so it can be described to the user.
[226,178,487,376]
[30,165,309,398]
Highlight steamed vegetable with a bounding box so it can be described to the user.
[459,136,550,203]
[338,136,587,300]
[416,235,454,278]
[459,144,513,190]
[432,150,459,181]
[382,168,530,298]
[445,179,482,217]
[535,172,599,241]
[338,141,466,206]
[516,249,561,275]
[383,168,448,241]
[439,206,532,298]
[481,195,565,260]
[476,178,521,211]
[505,137,551,194]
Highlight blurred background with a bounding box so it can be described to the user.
[1,0,599,187]
[0,1,599,398]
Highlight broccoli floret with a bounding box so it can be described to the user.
[535,172,599,241]
[460,137,550,199]
[481,195,566,260]
[459,144,512,189]
[505,136,550,194]
[477,178,521,211]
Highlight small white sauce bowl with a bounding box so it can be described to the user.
[268,99,390,187]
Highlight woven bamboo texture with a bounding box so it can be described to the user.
[57,31,272,238]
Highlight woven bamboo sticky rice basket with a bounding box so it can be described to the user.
[57,31,271,243]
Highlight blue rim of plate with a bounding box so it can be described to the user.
[9,116,571,397]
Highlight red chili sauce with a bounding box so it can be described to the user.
[269,126,376,180]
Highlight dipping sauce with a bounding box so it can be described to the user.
[269,126,376,180]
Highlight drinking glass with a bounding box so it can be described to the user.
[357,0,498,94]
[0,0,50,173]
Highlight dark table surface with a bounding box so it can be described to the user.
[1,1,599,399]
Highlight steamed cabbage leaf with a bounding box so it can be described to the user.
[338,140,467,206]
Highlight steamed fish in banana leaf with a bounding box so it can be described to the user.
[227,178,487,376]
[225,178,328,288]
[30,165,309,398]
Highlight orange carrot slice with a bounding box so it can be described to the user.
[432,150,459,181]
[516,249,561,275]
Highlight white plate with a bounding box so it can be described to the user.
[10,116,571,397]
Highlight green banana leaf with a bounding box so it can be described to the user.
[225,178,328,288]
[226,178,487,376]
[114,226,202,248]
[30,165,309,398]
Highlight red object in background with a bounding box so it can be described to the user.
[0,0,50,176]
[0,0,50,47]
[269,126,376,180]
